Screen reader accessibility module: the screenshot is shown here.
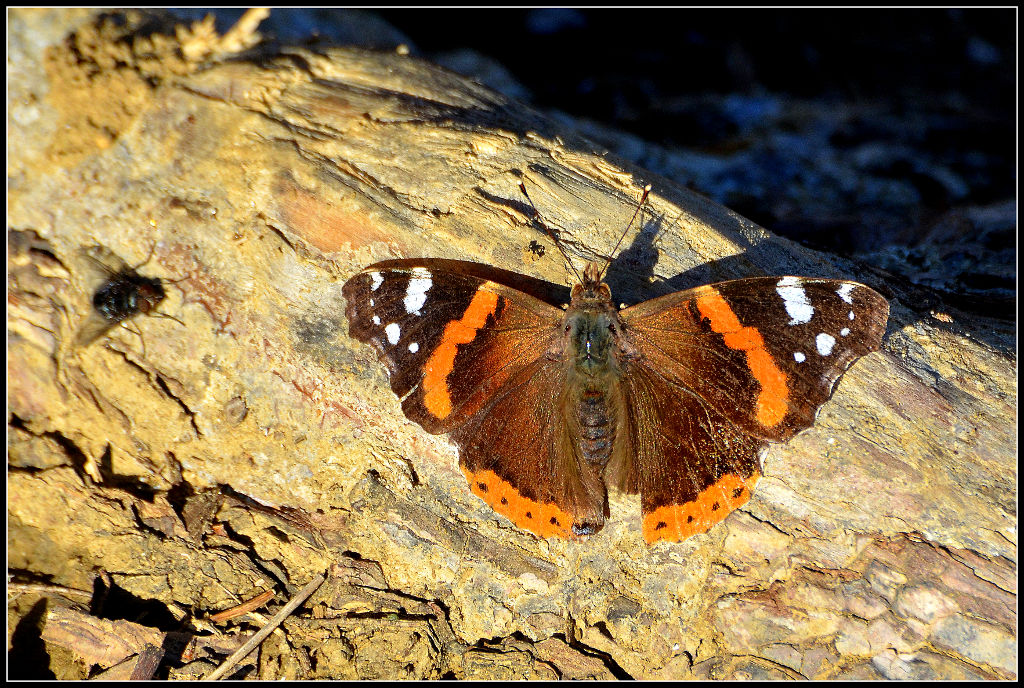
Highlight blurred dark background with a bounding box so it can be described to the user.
[173,8,1016,316]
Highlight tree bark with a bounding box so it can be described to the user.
[7,8,1015,680]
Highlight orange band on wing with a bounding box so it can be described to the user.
[643,472,760,544]
[422,288,500,419]
[462,467,575,538]
[697,290,788,427]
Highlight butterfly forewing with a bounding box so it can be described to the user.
[343,261,562,432]
[620,277,888,443]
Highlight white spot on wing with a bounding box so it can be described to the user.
[404,272,432,315]
[840,327,850,337]
[372,315,380,326]
[837,283,855,304]
[408,342,419,353]
[385,322,400,345]
[370,272,383,291]
[816,333,836,356]
[848,311,856,320]
[794,351,806,363]
[776,276,814,325]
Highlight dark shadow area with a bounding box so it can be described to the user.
[171,9,1015,346]
[90,577,182,631]
[8,598,57,679]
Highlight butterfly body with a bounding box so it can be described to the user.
[343,255,888,544]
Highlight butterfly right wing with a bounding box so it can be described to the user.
[614,363,765,544]
[611,277,888,543]
[451,356,609,537]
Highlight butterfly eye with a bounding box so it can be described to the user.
[608,323,617,334]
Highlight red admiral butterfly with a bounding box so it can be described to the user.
[342,186,888,543]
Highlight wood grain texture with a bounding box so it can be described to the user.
[7,8,1015,680]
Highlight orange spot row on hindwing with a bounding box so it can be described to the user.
[422,287,500,419]
[462,467,575,538]
[696,289,788,427]
[642,473,760,544]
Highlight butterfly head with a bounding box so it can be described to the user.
[571,261,612,303]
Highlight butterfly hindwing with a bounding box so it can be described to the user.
[453,357,608,537]
[615,365,764,544]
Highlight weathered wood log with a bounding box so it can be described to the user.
[8,9,1015,680]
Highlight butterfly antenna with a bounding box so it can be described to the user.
[519,182,583,285]
[599,184,652,281]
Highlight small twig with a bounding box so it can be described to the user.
[208,589,276,623]
[130,644,167,680]
[203,572,326,681]
[6,582,94,601]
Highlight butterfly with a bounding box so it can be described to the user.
[341,185,888,543]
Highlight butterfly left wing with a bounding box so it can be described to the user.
[612,276,888,543]
[342,260,608,537]
[621,277,888,442]
[452,356,609,537]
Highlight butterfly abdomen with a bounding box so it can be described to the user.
[577,389,615,468]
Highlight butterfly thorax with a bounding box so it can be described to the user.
[564,262,631,376]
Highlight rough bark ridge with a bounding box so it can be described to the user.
[8,9,1015,680]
